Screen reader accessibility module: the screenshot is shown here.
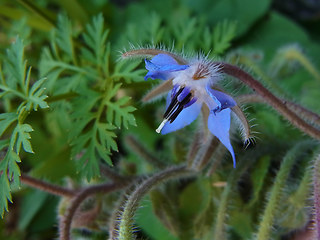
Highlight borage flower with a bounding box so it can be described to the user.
[144,53,237,167]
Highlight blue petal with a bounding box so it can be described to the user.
[144,71,169,80]
[207,108,236,167]
[147,54,180,67]
[206,86,236,114]
[161,98,201,134]
[144,54,189,81]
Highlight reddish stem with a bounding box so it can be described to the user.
[20,174,76,198]
[219,62,320,140]
[59,182,130,240]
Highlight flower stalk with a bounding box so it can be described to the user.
[20,173,76,198]
[218,62,320,140]
[114,165,192,240]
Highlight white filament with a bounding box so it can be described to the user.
[155,119,168,133]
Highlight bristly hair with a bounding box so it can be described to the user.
[120,45,189,65]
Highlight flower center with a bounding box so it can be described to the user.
[192,63,210,80]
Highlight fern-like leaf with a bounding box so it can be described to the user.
[82,13,109,68]
[4,37,26,91]
[212,20,237,55]
[0,174,12,218]
[106,83,136,128]
[55,14,75,61]
[0,113,18,136]
[107,96,136,129]
[10,123,34,154]
[112,60,145,83]
[71,122,117,180]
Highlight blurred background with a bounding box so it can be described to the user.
[0,0,320,239]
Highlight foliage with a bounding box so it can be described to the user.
[0,0,320,240]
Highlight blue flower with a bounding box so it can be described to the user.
[144,54,237,167]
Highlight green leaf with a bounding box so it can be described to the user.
[0,150,20,218]
[242,12,310,60]
[178,178,212,219]
[0,112,18,137]
[212,20,237,55]
[55,14,74,61]
[39,47,88,76]
[0,139,9,151]
[107,96,136,129]
[74,140,102,180]
[106,84,136,129]
[23,75,49,111]
[188,0,271,36]
[72,122,117,180]
[11,123,34,154]
[150,189,179,236]
[96,123,118,152]
[0,174,12,218]
[136,196,179,240]
[82,13,109,68]
[18,190,48,231]
[112,60,145,83]
[7,151,21,190]
[4,37,26,91]
[56,0,89,24]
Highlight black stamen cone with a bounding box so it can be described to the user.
[168,93,192,123]
[163,87,184,119]
[161,85,193,123]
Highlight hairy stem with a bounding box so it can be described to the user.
[115,165,192,240]
[192,136,220,171]
[206,145,225,177]
[237,94,320,127]
[122,49,188,65]
[20,173,76,198]
[255,142,310,240]
[237,55,286,96]
[313,153,320,239]
[59,182,129,240]
[219,63,320,140]
[186,131,202,168]
[212,151,251,239]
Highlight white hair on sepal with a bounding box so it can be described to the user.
[120,43,180,58]
[231,104,259,148]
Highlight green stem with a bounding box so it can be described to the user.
[116,165,192,240]
[285,49,320,82]
[17,0,55,29]
[313,153,320,239]
[0,84,26,100]
[212,155,250,239]
[255,142,310,240]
